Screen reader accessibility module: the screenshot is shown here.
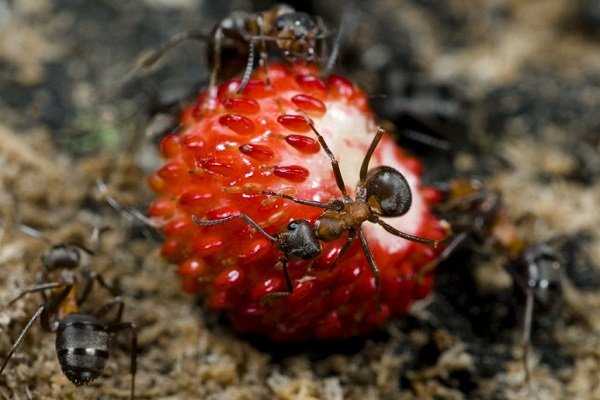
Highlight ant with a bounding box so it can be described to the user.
[194,119,441,297]
[510,242,563,387]
[405,178,503,281]
[131,4,334,104]
[0,225,138,399]
[429,179,568,387]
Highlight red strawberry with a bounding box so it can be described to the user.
[148,62,446,341]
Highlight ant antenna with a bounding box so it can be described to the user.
[17,224,52,244]
[119,30,208,88]
[96,179,159,230]
[402,129,452,151]
[323,10,350,76]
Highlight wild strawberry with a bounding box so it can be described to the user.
[148,62,446,341]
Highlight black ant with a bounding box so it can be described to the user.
[429,179,568,386]
[510,242,563,387]
[131,4,334,104]
[0,226,138,399]
[194,120,441,297]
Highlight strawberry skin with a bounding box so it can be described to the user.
[148,63,446,341]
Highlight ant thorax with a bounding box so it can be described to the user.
[314,202,372,242]
[343,202,371,224]
[314,211,347,241]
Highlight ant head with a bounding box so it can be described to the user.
[42,244,89,271]
[278,220,321,260]
[274,12,319,58]
[523,243,562,303]
[364,166,412,217]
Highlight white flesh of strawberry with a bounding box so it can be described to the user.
[270,99,425,255]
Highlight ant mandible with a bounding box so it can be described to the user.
[194,120,441,296]
[0,226,138,399]
[133,4,332,103]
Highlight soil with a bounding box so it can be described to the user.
[1,0,599,399]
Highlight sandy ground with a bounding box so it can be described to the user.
[1,0,600,399]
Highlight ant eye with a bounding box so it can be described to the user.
[365,166,412,217]
[275,12,315,37]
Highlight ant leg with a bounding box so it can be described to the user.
[261,191,341,210]
[416,232,467,282]
[7,282,66,306]
[258,43,270,86]
[137,30,207,71]
[359,127,385,184]
[208,26,224,99]
[316,16,329,66]
[96,179,160,232]
[399,125,452,151]
[121,30,208,87]
[252,14,270,85]
[281,257,293,293]
[375,218,440,248]
[192,214,278,243]
[16,224,51,244]
[237,38,257,94]
[89,224,112,254]
[358,228,380,290]
[522,284,534,386]
[261,258,294,304]
[0,305,44,375]
[322,13,347,76]
[93,273,118,296]
[40,284,74,332]
[78,271,118,306]
[333,228,357,266]
[306,119,349,198]
[256,20,270,86]
[95,297,125,324]
[108,322,138,400]
[78,272,97,306]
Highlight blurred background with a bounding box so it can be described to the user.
[1,0,600,399]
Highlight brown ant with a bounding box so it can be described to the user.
[0,225,138,399]
[194,120,441,296]
[131,4,333,104]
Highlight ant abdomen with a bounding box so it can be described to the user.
[365,166,412,217]
[56,314,110,386]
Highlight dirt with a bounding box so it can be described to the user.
[1,0,600,399]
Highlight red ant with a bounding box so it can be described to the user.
[194,120,441,296]
[131,4,336,105]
